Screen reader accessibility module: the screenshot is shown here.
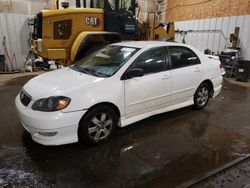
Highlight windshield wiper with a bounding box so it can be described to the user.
[77,67,96,76]
[72,65,109,77]
[94,71,110,77]
[71,64,80,72]
[80,68,110,77]
[72,65,94,75]
[93,63,117,67]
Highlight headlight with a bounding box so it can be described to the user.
[32,96,71,112]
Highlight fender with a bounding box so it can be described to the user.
[70,31,121,62]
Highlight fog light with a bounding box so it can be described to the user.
[38,132,57,137]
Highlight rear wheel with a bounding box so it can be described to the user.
[78,105,117,145]
[194,83,210,109]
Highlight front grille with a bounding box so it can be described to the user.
[20,89,32,107]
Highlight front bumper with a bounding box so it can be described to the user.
[15,94,86,146]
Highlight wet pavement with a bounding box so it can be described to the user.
[0,73,250,187]
[193,157,250,188]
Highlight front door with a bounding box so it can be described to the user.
[124,47,171,118]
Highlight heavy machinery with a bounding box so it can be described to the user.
[31,0,175,66]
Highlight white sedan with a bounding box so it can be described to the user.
[15,41,223,145]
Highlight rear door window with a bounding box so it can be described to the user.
[168,46,200,69]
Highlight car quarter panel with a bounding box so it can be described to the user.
[186,46,222,88]
[201,55,223,96]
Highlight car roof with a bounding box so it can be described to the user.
[111,41,186,49]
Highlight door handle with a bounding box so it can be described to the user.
[161,75,171,80]
[194,67,201,72]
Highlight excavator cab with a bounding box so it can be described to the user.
[52,0,138,40]
[103,0,138,40]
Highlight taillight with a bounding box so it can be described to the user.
[220,63,226,76]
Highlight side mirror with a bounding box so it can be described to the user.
[121,68,144,80]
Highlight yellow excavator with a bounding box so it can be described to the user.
[31,0,175,66]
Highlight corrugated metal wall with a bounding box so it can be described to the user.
[175,15,250,60]
[0,13,30,69]
[0,0,48,70]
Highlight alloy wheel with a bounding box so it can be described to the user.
[88,113,113,141]
[196,87,209,106]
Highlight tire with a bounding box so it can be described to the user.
[78,105,117,145]
[193,83,210,109]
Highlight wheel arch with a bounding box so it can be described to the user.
[71,31,121,62]
[77,102,121,144]
[199,79,214,97]
[78,102,121,126]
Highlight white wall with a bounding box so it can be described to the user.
[0,13,30,70]
[0,0,48,70]
[175,15,250,60]
[0,0,48,15]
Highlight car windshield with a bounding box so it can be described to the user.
[71,45,139,77]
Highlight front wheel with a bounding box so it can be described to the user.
[78,105,117,145]
[193,83,210,109]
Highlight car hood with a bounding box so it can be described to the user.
[23,68,105,100]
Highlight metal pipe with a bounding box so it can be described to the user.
[148,12,156,40]
[76,0,81,8]
[56,0,59,9]
[83,0,86,8]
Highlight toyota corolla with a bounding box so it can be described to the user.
[15,41,223,145]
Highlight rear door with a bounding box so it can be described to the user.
[124,47,171,118]
[168,46,203,105]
